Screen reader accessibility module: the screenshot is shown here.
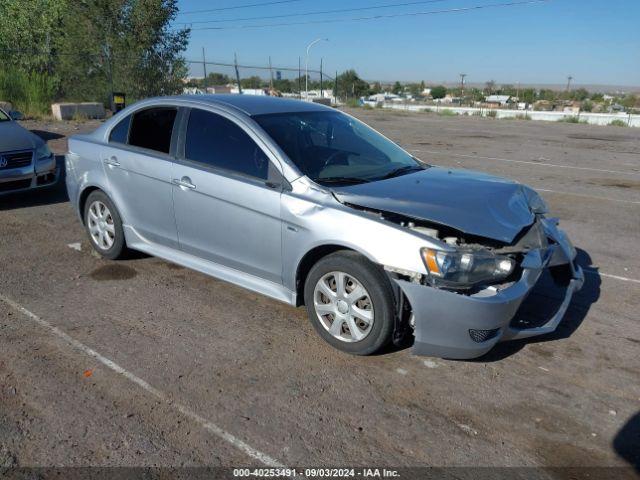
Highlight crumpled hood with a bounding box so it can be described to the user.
[332,167,536,243]
[0,122,41,152]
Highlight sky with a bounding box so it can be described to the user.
[175,0,640,87]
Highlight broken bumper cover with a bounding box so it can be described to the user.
[395,222,584,359]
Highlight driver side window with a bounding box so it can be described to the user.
[184,109,270,180]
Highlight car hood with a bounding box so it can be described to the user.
[0,122,41,151]
[331,167,536,243]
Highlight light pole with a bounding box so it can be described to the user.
[305,38,328,100]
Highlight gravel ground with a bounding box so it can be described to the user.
[0,112,638,477]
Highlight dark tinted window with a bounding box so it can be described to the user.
[128,108,177,154]
[108,114,131,143]
[185,109,269,180]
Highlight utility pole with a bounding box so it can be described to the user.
[234,53,242,94]
[459,73,467,104]
[298,57,302,99]
[335,71,338,104]
[566,75,573,91]
[202,47,207,90]
[268,56,274,91]
[320,58,323,98]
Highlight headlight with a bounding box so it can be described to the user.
[421,247,515,288]
[36,143,53,160]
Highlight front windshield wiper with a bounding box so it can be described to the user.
[376,164,425,181]
[316,176,370,185]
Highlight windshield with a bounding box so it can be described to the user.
[0,109,10,122]
[254,111,424,185]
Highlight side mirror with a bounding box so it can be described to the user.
[9,110,24,121]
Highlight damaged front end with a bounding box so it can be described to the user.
[346,203,584,359]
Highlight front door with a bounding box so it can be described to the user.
[172,108,284,284]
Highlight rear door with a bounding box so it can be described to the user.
[101,107,180,248]
[172,107,285,284]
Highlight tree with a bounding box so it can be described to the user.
[205,73,231,86]
[571,88,589,101]
[485,80,496,95]
[335,70,370,99]
[56,0,190,103]
[430,85,447,99]
[521,88,537,104]
[241,76,264,89]
[392,81,403,95]
[0,0,190,109]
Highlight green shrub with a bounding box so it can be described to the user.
[438,108,456,116]
[0,69,56,117]
[345,98,361,108]
[558,116,581,123]
[609,119,627,127]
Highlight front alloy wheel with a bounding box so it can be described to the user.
[313,271,374,342]
[304,251,394,355]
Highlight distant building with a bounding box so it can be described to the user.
[484,95,512,107]
[207,85,232,94]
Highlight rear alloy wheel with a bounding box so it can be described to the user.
[87,200,115,250]
[84,190,127,260]
[304,251,394,355]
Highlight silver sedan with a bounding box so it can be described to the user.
[65,95,583,359]
[0,107,58,194]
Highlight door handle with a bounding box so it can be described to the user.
[172,176,196,190]
[104,156,120,167]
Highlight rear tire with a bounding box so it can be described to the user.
[304,251,395,355]
[84,190,127,260]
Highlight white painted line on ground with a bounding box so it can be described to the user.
[0,293,284,468]
[534,188,640,205]
[412,148,640,176]
[584,270,640,285]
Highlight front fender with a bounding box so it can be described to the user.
[281,188,441,292]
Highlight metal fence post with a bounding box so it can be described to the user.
[234,53,242,94]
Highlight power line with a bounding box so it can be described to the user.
[187,0,550,31]
[178,0,305,16]
[177,0,451,25]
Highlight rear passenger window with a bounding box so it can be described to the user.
[109,114,131,143]
[185,109,269,180]
[128,108,177,154]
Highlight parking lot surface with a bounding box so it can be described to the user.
[1,112,639,474]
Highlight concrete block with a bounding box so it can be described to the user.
[51,102,106,121]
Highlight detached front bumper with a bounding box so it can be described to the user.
[395,220,584,359]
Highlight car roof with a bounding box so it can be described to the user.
[165,94,334,116]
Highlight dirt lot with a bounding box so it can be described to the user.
[1,111,639,477]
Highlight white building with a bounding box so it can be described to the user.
[485,95,512,106]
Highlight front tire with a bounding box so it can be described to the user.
[304,251,395,355]
[84,190,127,260]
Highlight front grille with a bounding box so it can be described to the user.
[469,328,500,343]
[0,179,32,192]
[0,150,33,169]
